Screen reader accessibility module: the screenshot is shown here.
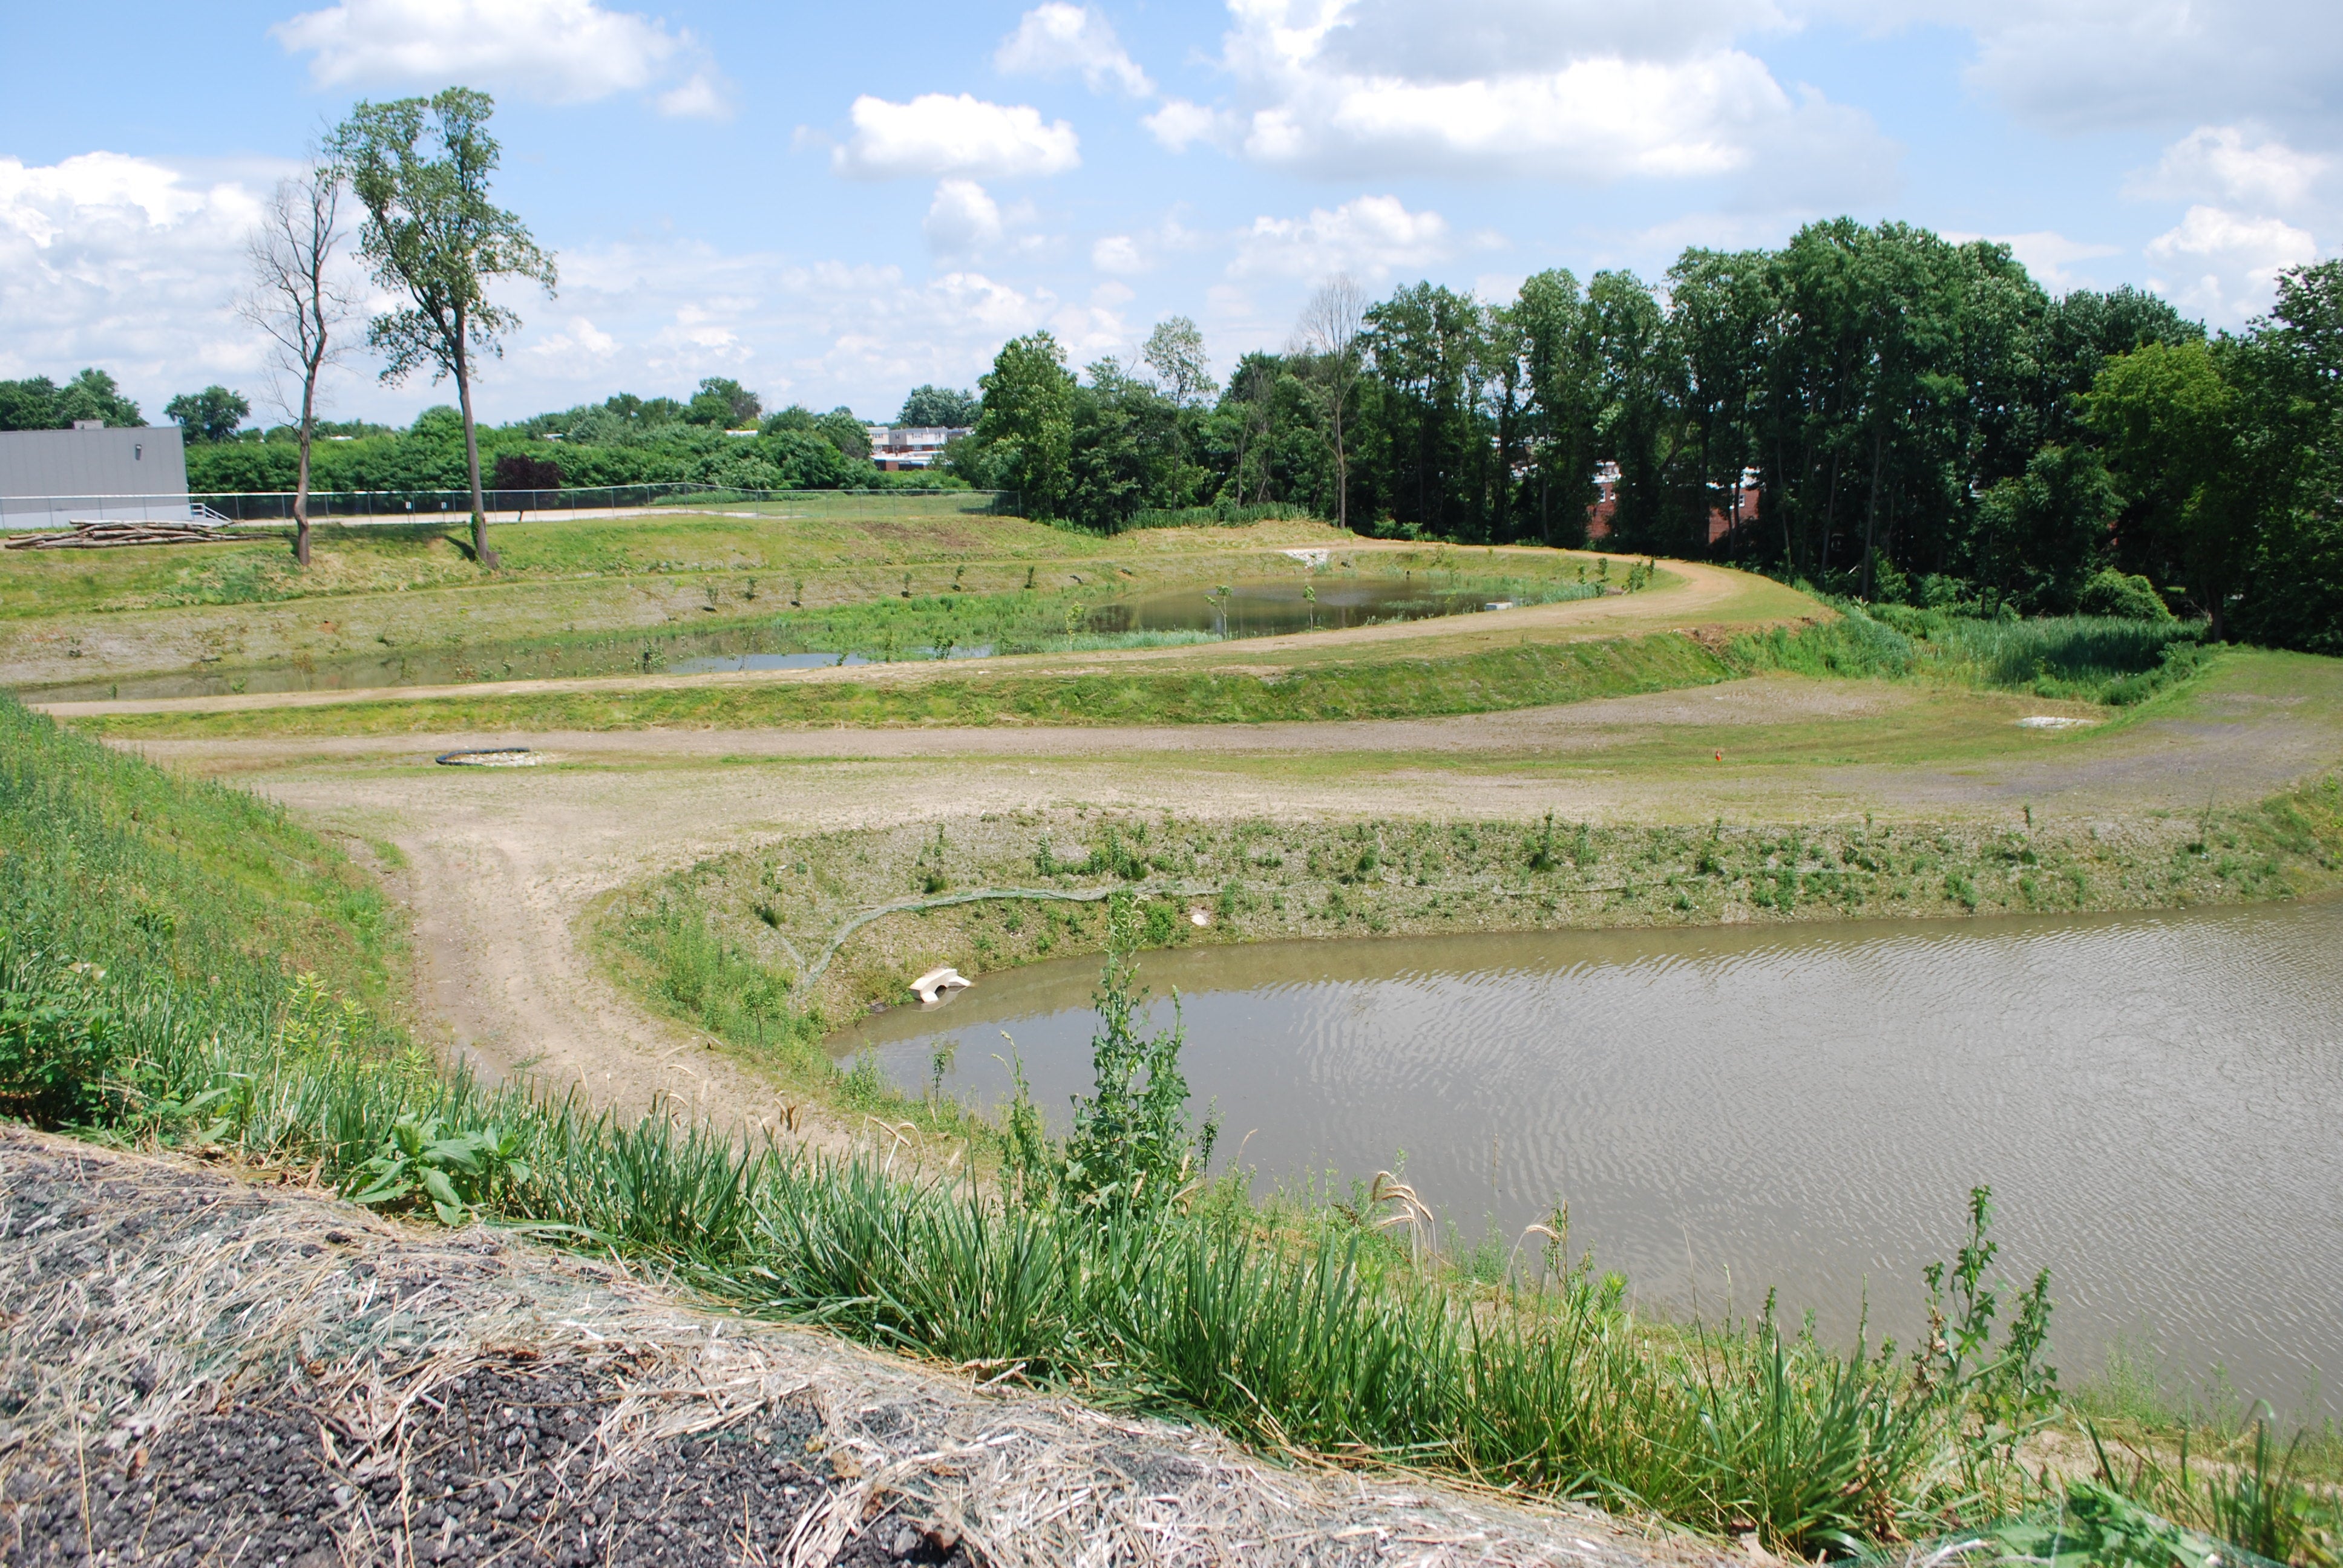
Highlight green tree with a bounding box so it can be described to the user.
[815,407,870,460]
[1666,250,1774,558]
[1295,276,1367,531]
[896,384,980,426]
[0,377,62,431]
[2230,260,2343,652]
[1363,281,1493,537]
[684,376,761,428]
[47,369,143,428]
[2088,341,2251,638]
[1512,269,1602,547]
[331,87,557,570]
[1964,444,2121,612]
[975,332,1077,518]
[163,386,252,444]
[1586,269,1684,552]
[1142,316,1216,408]
[1066,359,1183,531]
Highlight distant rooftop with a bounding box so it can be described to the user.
[865,425,972,471]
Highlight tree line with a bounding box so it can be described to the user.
[2,363,976,503]
[952,223,2342,653]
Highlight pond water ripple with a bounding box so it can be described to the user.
[833,898,2343,1417]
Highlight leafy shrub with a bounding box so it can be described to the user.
[351,1112,534,1225]
[0,958,122,1123]
[2077,569,2176,621]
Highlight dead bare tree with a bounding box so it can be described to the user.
[1294,274,1366,531]
[238,164,356,567]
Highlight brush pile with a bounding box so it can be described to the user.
[0,1126,1705,1567]
[2,521,246,550]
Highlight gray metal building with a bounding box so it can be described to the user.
[0,424,190,530]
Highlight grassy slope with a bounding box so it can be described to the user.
[77,624,1745,737]
[0,496,1043,619]
[0,509,1390,691]
[0,699,404,1016]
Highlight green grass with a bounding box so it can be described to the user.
[1124,501,1320,529]
[62,580,2226,743]
[80,625,1746,737]
[0,503,1334,621]
[1738,606,2210,706]
[0,696,405,1022]
[8,691,2290,1560]
[427,568,1604,673]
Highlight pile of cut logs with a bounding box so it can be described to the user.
[3,521,248,550]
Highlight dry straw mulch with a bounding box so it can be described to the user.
[0,1125,1720,1567]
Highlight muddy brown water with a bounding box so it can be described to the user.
[833,897,2343,1417]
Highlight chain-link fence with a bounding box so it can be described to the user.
[0,484,1017,531]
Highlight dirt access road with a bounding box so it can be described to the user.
[40,554,1792,722]
[117,652,2343,1133]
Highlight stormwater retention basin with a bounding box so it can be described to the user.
[830,896,2343,1418]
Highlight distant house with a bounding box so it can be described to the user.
[863,425,971,472]
[0,424,190,531]
[1583,463,1759,548]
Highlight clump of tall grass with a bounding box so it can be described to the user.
[1121,501,1320,531]
[1739,604,2210,705]
[997,628,1222,655]
[1909,1422,2342,1568]
[602,887,815,1067]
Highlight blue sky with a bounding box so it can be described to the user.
[2,1,2335,426]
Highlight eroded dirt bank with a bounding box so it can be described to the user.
[0,1126,1711,1567]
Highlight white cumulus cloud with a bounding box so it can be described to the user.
[2129,125,2329,211]
[1143,99,1233,152]
[526,315,618,363]
[1163,0,1891,195]
[1089,217,1201,276]
[1230,194,1455,279]
[0,152,275,411]
[924,180,1005,256]
[996,4,1153,97]
[273,0,731,117]
[1092,234,1149,273]
[832,94,1080,181]
[2145,204,2321,324]
[1797,0,2343,138]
